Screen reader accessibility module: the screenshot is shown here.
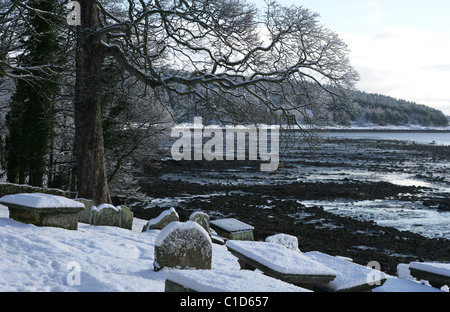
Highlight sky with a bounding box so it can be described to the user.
[250,0,450,115]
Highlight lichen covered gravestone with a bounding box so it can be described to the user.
[76,199,133,230]
[92,204,117,227]
[76,199,94,224]
[153,221,212,271]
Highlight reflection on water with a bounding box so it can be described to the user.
[323,131,450,145]
[302,199,450,239]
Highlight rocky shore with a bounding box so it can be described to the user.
[130,136,450,276]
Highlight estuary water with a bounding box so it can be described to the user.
[324,130,450,145]
[159,130,450,239]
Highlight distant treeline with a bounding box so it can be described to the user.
[324,91,449,127]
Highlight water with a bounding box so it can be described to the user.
[324,130,450,145]
[160,130,450,239]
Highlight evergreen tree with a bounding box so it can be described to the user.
[6,0,62,187]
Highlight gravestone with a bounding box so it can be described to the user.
[189,211,211,235]
[142,207,179,231]
[266,233,301,253]
[92,204,120,227]
[118,206,133,230]
[78,200,133,230]
[76,199,94,224]
[154,221,212,271]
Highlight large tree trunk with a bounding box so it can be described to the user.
[74,0,111,205]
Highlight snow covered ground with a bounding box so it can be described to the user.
[0,204,447,292]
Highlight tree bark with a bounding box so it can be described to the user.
[74,0,111,205]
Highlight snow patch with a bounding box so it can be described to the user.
[92,203,121,212]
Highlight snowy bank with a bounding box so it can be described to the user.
[0,204,447,292]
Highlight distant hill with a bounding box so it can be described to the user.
[322,91,449,128]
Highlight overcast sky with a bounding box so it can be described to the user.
[251,0,450,115]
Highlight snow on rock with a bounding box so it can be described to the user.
[0,193,84,209]
[265,233,301,253]
[0,203,446,292]
[210,218,254,233]
[226,240,336,276]
[143,207,179,231]
[92,203,121,212]
[155,221,212,247]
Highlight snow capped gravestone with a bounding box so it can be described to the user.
[189,211,211,236]
[266,233,301,253]
[142,207,179,231]
[154,221,212,271]
[91,204,133,230]
[77,200,133,230]
[92,204,119,227]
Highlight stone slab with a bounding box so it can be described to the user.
[226,240,336,288]
[210,218,254,241]
[409,262,450,288]
[0,193,84,230]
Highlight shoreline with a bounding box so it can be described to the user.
[132,179,449,276]
[130,136,450,276]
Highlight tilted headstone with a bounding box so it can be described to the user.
[142,207,179,232]
[154,221,212,271]
[265,233,301,253]
[118,206,133,230]
[189,211,211,236]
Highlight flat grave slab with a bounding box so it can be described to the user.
[210,218,254,241]
[0,193,84,230]
[409,262,450,289]
[305,251,387,292]
[225,240,336,288]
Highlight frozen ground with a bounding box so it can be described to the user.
[0,204,447,292]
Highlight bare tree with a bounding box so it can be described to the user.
[2,0,358,204]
